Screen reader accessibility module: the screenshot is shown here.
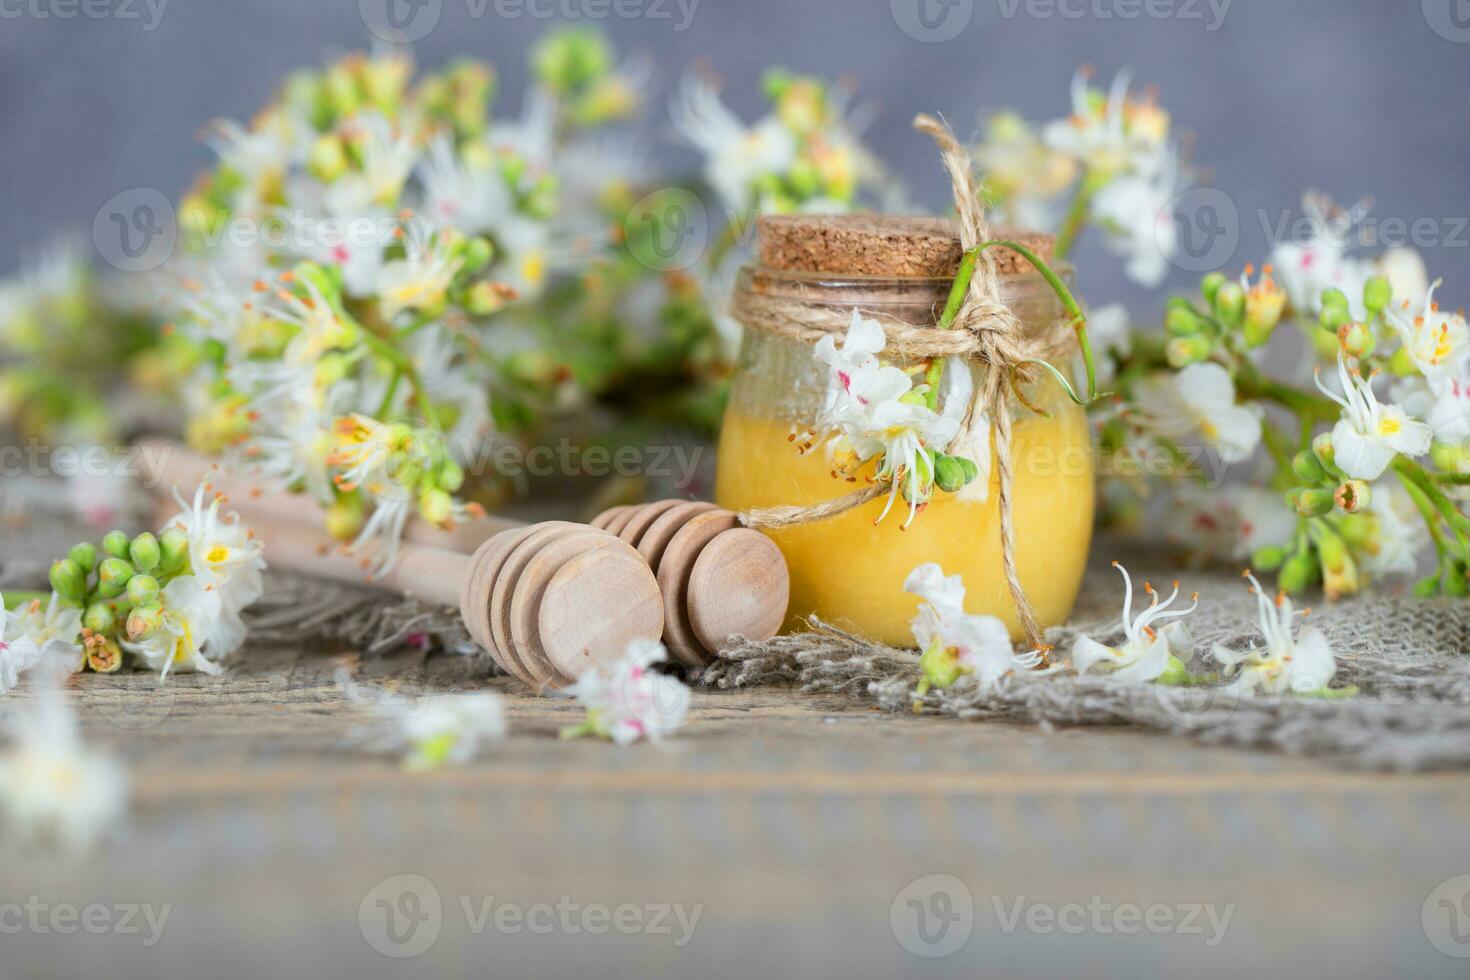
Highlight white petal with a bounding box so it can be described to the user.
[1332,421,1397,481]
[1289,628,1338,691]
[1071,635,1117,675]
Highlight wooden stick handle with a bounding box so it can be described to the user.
[135,438,525,555]
[154,496,469,607]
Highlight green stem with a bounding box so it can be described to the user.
[1234,359,1338,422]
[1396,458,1470,551]
[1398,469,1451,559]
[4,591,49,611]
[359,329,443,432]
[976,239,1098,403]
[1052,181,1096,261]
[924,248,981,409]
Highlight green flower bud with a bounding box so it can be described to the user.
[1200,272,1227,305]
[308,134,348,183]
[68,542,97,575]
[159,527,190,575]
[1165,334,1213,368]
[464,280,513,316]
[1252,545,1288,572]
[1292,450,1327,485]
[1279,551,1320,595]
[436,459,466,494]
[85,635,123,674]
[1386,347,1416,377]
[125,602,164,641]
[787,159,821,199]
[129,532,160,573]
[1320,287,1350,312]
[1295,488,1336,518]
[461,236,494,273]
[419,488,454,526]
[103,529,131,559]
[1333,480,1370,514]
[126,574,160,606]
[934,454,978,494]
[49,558,87,602]
[1320,303,1352,333]
[1431,441,1470,472]
[531,28,612,93]
[97,557,135,598]
[1312,433,1335,466]
[326,493,366,541]
[1165,299,1206,337]
[83,602,117,635]
[315,352,351,389]
[1338,321,1375,359]
[918,643,962,692]
[1363,276,1392,315]
[1212,281,1246,327]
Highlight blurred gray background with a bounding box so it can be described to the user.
[1,0,1467,313]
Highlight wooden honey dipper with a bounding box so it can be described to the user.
[589,501,789,667]
[137,442,788,685]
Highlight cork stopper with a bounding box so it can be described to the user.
[757,214,1055,279]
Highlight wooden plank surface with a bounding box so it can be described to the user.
[2,636,1468,979]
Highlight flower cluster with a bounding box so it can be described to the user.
[672,68,891,216]
[0,246,159,447]
[975,68,1186,286]
[33,481,265,681]
[809,312,980,526]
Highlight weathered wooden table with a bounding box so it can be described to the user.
[5,635,1470,978]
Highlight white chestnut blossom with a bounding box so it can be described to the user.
[1089,145,1181,288]
[1359,480,1431,578]
[0,682,127,853]
[368,690,507,771]
[3,594,84,685]
[671,74,798,213]
[1214,573,1340,697]
[1128,361,1262,464]
[814,312,963,526]
[1315,354,1432,480]
[1387,280,1470,396]
[120,576,227,679]
[905,563,1024,693]
[1071,562,1196,683]
[1269,192,1374,318]
[1042,69,1171,179]
[161,481,266,655]
[562,639,690,746]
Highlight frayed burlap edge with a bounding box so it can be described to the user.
[702,579,1470,772]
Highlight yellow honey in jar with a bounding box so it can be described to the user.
[715,216,1095,645]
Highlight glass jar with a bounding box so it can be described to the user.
[715,219,1095,646]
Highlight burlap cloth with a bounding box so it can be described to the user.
[4,490,1469,771]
